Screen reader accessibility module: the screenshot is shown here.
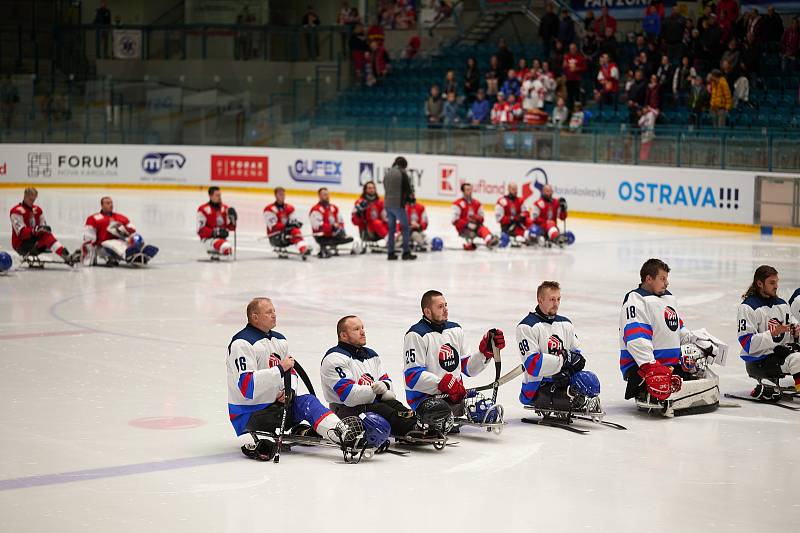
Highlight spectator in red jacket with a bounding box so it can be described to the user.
[451,182,499,250]
[717,0,740,42]
[782,17,800,72]
[594,6,617,37]
[645,73,661,110]
[563,43,587,110]
[596,52,620,110]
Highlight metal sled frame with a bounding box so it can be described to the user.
[18,251,65,269]
[394,429,449,451]
[272,246,310,261]
[454,403,506,434]
[355,229,388,255]
[249,430,372,464]
[523,395,606,425]
[635,377,720,418]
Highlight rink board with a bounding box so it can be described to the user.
[0,143,764,225]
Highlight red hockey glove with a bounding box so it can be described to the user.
[437,373,466,403]
[479,329,505,359]
[637,362,681,401]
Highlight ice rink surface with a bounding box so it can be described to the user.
[1,188,799,533]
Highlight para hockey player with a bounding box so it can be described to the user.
[403,290,506,436]
[309,187,353,258]
[529,184,569,245]
[81,196,158,266]
[404,197,430,252]
[9,187,75,266]
[230,298,374,462]
[495,183,531,243]
[516,281,601,413]
[619,258,727,417]
[736,265,800,399]
[320,315,417,437]
[452,183,499,250]
[351,181,389,242]
[263,187,310,258]
[197,186,237,259]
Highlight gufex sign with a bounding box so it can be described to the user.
[358,162,424,188]
[289,159,342,184]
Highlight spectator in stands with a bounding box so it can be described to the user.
[93,0,112,59]
[568,102,584,132]
[367,16,385,45]
[643,5,662,42]
[522,70,545,112]
[443,69,458,95]
[501,69,521,98]
[709,69,733,127]
[596,53,619,110]
[496,38,514,76]
[650,0,666,18]
[464,57,480,104]
[781,17,800,72]
[672,56,694,105]
[687,74,709,126]
[627,69,648,123]
[686,27,702,66]
[583,10,596,33]
[638,105,658,161]
[762,5,784,51]
[633,51,652,79]
[563,43,587,110]
[594,6,617,38]
[404,35,421,60]
[539,4,560,58]
[699,17,723,73]
[517,58,529,80]
[349,23,369,80]
[557,8,576,46]
[507,93,524,125]
[302,5,321,60]
[744,8,764,45]
[531,58,543,75]
[552,96,569,127]
[598,26,619,61]
[662,8,686,63]
[646,73,660,111]
[491,92,509,126]
[656,54,674,103]
[236,5,257,60]
[717,0,740,42]
[425,84,444,126]
[721,38,740,71]
[697,4,714,35]
[443,91,461,126]
[469,89,490,125]
[370,40,390,82]
[540,61,558,105]
[720,58,737,92]
[485,56,501,98]
[550,40,565,77]
[582,29,599,64]
[739,36,761,84]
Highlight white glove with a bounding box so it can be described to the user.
[371,381,389,396]
[380,389,396,402]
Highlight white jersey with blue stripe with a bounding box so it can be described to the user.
[790,289,800,323]
[320,343,392,407]
[619,287,690,376]
[403,317,491,410]
[226,324,297,436]
[516,309,580,405]
[736,294,798,362]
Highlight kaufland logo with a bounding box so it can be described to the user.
[438,164,457,196]
[142,152,186,174]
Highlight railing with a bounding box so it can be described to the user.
[2,117,799,172]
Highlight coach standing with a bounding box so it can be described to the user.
[383,156,417,261]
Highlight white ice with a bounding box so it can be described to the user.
[1,188,799,533]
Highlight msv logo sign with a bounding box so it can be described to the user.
[288,159,342,184]
[142,152,186,174]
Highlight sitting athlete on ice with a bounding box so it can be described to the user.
[320,315,418,437]
[517,281,601,414]
[309,187,353,258]
[619,258,726,416]
[451,182,499,250]
[403,290,506,431]
[351,181,388,243]
[229,298,362,460]
[529,184,568,245]
[263,187,310,258]
[495,183,531,244]
[403,197,430,252]
[197,186,237,259]
[81,196,158,266]
[791,287,800,324]
[736,265,800,399]
[9,187,75,266]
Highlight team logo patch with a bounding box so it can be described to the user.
[768,317,785,343]
[547,334,564,354]
[268,353,281,368]
[664,306,679,331]
[438,343,459,372]
[357,373,375,386]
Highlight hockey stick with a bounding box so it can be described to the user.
[233,230,237,261]
[490,330,502,405]
[292,359,317,397]
[273,369,293,463]
[435,364,524,401]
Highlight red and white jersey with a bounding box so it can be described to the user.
[495,194,529,225]
[9,203,46,249]
[451,196,485,233]
[196,202,235,240]
[507,102,524,123]
[309,201,345,237]
[351,196,386,228]
[491,102,510,124]
[530,196,566,226]
[83,211,136,245]
[406,203,428,231]
[263,202,300,238]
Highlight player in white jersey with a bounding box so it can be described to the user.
[619,258,726,415]
[517,281,601,412]
[228,298,360,459]
[320,315,418,436]
[790,287,800,324]
[403,290,505,416]
[736,266,800,398]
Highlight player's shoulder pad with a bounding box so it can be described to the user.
[519,312,542,327]
[92,213,104,221]
[200,203,211,214]
[321,345,348,364]
[406,319,431,337]
[790,288,800,307]
[741,295,785,310]
[623,287,650,305]
[443,321,461,331]
[554,314,572,324]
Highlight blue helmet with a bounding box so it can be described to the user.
[570,370,600,398]
[0,251,11,273]
[466,396,500,424]
[528,225,542,238]
[565,231,575,245]
[431,237,444,251]
[499,233,510,248]
[360,412,391,449]
[130,233,144,251]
